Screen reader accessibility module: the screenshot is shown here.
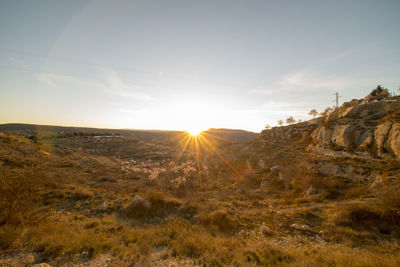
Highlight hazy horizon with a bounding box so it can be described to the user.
[1,0,399,132]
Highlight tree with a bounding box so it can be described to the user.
[277,120,284,126]
[265,124,271,129]
[320,107,333,117]
[308,109,318,118]
[370,85,386,96]
[297,119,302,123]
[365,85,389,102]
[286,116,296,125]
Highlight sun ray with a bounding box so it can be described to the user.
[171,130,243,185]
[174,133,193,163]
[194,135,202,183]
[199,135,243,181]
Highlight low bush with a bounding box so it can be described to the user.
[197,209,238,234]
[120,192,181,220]
[0,224,20,249]
[334,201,398,240]
[0,166,40,226]
[378,187,400,232]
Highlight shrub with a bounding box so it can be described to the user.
[309,109,319,118]
[334,203,395,238]
[120,192,181,220]
[378,188,400,229]
[197,209,238,234]
[286,116,296,125]
[0,224,20,249]
[364,85,390,102]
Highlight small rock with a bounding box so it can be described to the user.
[306,186,318,195]
[290,223,312,231]
[236,188,245,194]
[290,223,301,230]
[97,176,116,183]
[259,225,272,236]
[270,165,285,174]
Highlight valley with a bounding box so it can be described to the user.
[1,95,400,266]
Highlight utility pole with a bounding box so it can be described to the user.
[333,92,341,109]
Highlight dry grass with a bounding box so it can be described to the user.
[1,134,400,266]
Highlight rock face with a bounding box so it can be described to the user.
[311,99,400,159]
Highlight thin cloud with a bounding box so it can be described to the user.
[254,69,375,94]
[101,68,158,101]
[36,72,102,89]
[8,54,28,68]
[36,73,58,87]
[36,69,158,103]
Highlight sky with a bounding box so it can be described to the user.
[0,0,399,132]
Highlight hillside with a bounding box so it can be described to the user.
[1,97,400,266]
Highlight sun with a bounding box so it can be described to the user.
[187,129,202,136]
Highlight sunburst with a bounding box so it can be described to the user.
[187,129,202,137]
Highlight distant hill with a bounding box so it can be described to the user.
[203,128,258,143]
[0,123,257,143]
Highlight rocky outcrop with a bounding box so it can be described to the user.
[308,161,366,181]
[311,98,400,159]
[374,122,400,158]
[259,121,319,143]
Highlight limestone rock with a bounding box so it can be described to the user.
[260,122,318,144]
[388,123,400,158]
[311,99,400,159]
[314,162,364,181]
